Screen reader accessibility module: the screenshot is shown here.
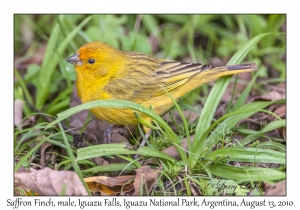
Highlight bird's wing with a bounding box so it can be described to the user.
[104,53,211,101]
[152,62,211,97]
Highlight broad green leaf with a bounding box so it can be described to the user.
[77,143,176,162]
[81,163,137,173]
[206,147,285,164]
[209,164,285,181]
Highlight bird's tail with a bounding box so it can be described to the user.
[207,62,257,77]
[227,63,257,71]
[191,62,257,84]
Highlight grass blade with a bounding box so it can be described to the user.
[81,163,137,173]
[206,147,285,164]
[58,123,91,195]
[204,101,275,148]
[191,33,273,167]
[209,164,285,181]
[231,71,259,112]
[36,15,92,109]
[44,99,186,161]
[77,143,176,162]
[240,119,286,146]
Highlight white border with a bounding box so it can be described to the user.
[3,0,297,209]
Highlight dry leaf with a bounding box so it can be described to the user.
[14,178,39,196]
[274,104,286,118]
[252,82,286,102]
[162,136,194,160]
[133,166,160,195]
[223,73,253,102]
[144,136,194,165]
[40,142,53,167]
[276,126,286,140]
[256,90,284,101]
[14,99,23,130]
[93,157,110,166]
[245,83,286,134]
[84,175,135,195]
[15,167,88,195]
[270,104,286,139]
[269,104,286,121]
[264,180,286,195]
[163,110,199,131]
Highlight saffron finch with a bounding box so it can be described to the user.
[67,41,257,133]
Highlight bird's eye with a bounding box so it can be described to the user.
[88,59,95,64]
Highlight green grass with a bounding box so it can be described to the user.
[14,14,286,196]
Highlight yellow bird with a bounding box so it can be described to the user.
[67,41,257,134]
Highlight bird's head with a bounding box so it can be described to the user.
[66,41,125,72]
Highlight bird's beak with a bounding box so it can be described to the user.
[66,53,82,66]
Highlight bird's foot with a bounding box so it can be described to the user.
[71,132,87,148]
[103,124,127,144]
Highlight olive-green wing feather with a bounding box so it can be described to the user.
[104,52,210,101]
[153,62,211,97]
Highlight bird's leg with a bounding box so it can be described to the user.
[134,128,152,159]
[103,124,127,144]
[139,129,152,147]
